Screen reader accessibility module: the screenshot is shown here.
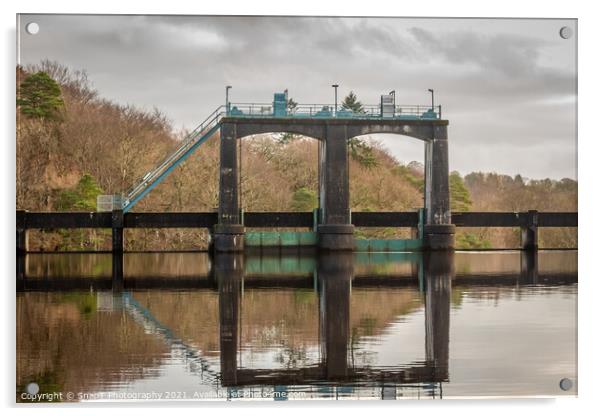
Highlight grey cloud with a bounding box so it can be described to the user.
[18,15,577,179]
[409,27,550,76]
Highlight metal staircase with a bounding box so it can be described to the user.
[121,106,224,213]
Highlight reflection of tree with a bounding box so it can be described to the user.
[350,327,377,368]
[276,345,311,369]
[16,293,167,401]
[60,293,97,319]
[451,288,464,309]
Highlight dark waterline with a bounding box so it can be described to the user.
[16,250,577,401]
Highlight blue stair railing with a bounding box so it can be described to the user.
[122,105,225,212]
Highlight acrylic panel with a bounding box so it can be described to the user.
[16,15,577,402]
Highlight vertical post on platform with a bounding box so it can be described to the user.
[112,209,124,253]
[423,125,455,250]
[317,126,354,250]
[521,210,539,251]
[214,122,245,252]
[16,209,29,254]
[225,85,232,115]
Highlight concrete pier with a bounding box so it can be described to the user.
[521,210,539,250]
[214,122,245,252]
[424,125,455,250]
[317,126,355,250]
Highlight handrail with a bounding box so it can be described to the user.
[123,106,225,209]
[227,102,440,119]
[126,106,224,195]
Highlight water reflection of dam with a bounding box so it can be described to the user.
[16,251,576,400]
[17,250,576,291]
[213,252,451,391]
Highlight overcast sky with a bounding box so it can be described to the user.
[18,15,577,180]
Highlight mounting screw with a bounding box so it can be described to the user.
[559,26,573,39]
[26,382,39,395]
[559,378,573,391]
[25,22,39,35]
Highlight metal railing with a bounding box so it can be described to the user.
[227,102,441,119]
[122,105,226,212]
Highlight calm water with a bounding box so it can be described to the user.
[16,250,577,401]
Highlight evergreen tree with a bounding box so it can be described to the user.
[341,91,364,113]
[287,98,298,112]
[340,91,377,168]
[17,71,65,120]
[396,164,424,191]
[56,174,105,250]
[449,171,472,212]
[57,174,103,211]
[278,98,301,144]
[290,186,318,211]
[348,137,377,168]
[456,232,492,249]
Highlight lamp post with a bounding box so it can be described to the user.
[332,84,339,117]
[389,90,396,115]
[428,88,434,111]
[226,85,232,114]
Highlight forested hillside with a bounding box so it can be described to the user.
[16,62,577,250]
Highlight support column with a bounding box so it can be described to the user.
[112,209,124,253]
[317,125,354,250]
[424,125,455,250]
[317,252,353,379]
[16,209,28,254]
[423,251,453,382]
[216,253,244,386]
[521,210,539,251]
[214,122,245,252]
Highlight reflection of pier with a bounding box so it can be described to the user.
[215,252,452,392]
